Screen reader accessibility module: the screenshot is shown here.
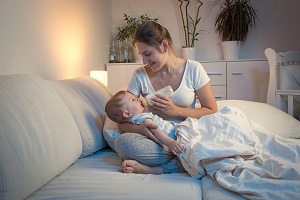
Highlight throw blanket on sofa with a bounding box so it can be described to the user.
[176,106,300,199]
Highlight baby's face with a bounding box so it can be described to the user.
[121,92,145,115]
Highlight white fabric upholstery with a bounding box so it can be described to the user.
[50,77,113,158]
[27,149,203,200]
[0,74,82,200]
[103,116,121,152]
[202,176,246,200]
[217,100,300,139]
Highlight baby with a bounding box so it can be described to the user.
[105,90,184,155]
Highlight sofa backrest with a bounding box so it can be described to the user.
[0,74,83,200]
[50,76,113,158]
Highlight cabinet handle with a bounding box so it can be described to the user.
[207,72,222,75]
[215,96,223,99]
[232,72,242,75]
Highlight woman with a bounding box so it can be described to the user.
[114,21,217,175]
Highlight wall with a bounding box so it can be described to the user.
[0,0,111,80]
[112,0,300,61]
[0,0,299,80]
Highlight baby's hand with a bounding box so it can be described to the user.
[168,140,184,155]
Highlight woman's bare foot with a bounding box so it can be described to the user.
[122,160,163,175]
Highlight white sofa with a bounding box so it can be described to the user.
[1,74,299,200]
[0,74,204,200]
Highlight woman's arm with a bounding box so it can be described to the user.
[118,121,162,145]
[117,91,164,144]
[151,82,218,120]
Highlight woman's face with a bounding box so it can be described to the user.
[135,42,166,72]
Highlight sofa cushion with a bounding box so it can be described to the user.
[217,100,300,139]
[50,77,113,158]
[0,74,82,200]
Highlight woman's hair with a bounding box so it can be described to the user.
[132,21,173,53]
[105,90,129,123]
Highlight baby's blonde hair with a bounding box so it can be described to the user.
[105,91,129,123]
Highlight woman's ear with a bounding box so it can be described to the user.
[161,40,168,52]
[123,111,133,118]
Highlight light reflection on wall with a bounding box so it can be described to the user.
[52,24,86,78]
[0,0,109,80]
[42,1,90,79]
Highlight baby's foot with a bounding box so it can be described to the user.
[122,160,163,175]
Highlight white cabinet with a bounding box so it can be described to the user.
[201,59,269,103]
[227,60,269,103]
[106,59,269,103]
[201,62,227,100]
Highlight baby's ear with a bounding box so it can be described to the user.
[123,111,133,118]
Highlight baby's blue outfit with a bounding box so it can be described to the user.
[129,112,178,140]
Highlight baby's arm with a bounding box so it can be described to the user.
[144,119,184,155]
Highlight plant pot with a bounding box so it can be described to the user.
[181,47,196,60]
[221,41,241,60]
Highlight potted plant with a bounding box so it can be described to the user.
[178,0,205,60]
[116,14,158,42]
[116,14,158,62]
[212,0,259,60]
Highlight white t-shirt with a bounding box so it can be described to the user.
[128,59,210,122]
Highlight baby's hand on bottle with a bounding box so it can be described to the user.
[168,140,184,155]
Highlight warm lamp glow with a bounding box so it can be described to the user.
[90,71,108,87]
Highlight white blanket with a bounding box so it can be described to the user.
[176,106,300,199]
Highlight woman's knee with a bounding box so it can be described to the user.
[114,133,141,160]
[114,133,175,166]
[115,133,139,151]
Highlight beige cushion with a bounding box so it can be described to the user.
[0,74,82,200]
[51,77,113,157]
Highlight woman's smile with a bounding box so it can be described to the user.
[148,61,155,68]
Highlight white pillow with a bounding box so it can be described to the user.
[217,100,300,139]
[103,116,122,152]
[51,77,113,158]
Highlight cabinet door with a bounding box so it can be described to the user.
[211,86,227,100]
[227,60,269,103]
[201,62,227,100]
[201,62,226,85]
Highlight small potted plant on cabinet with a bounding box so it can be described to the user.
[116,14,158,63]
[212,0,258,60]
[178,0,205,60]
